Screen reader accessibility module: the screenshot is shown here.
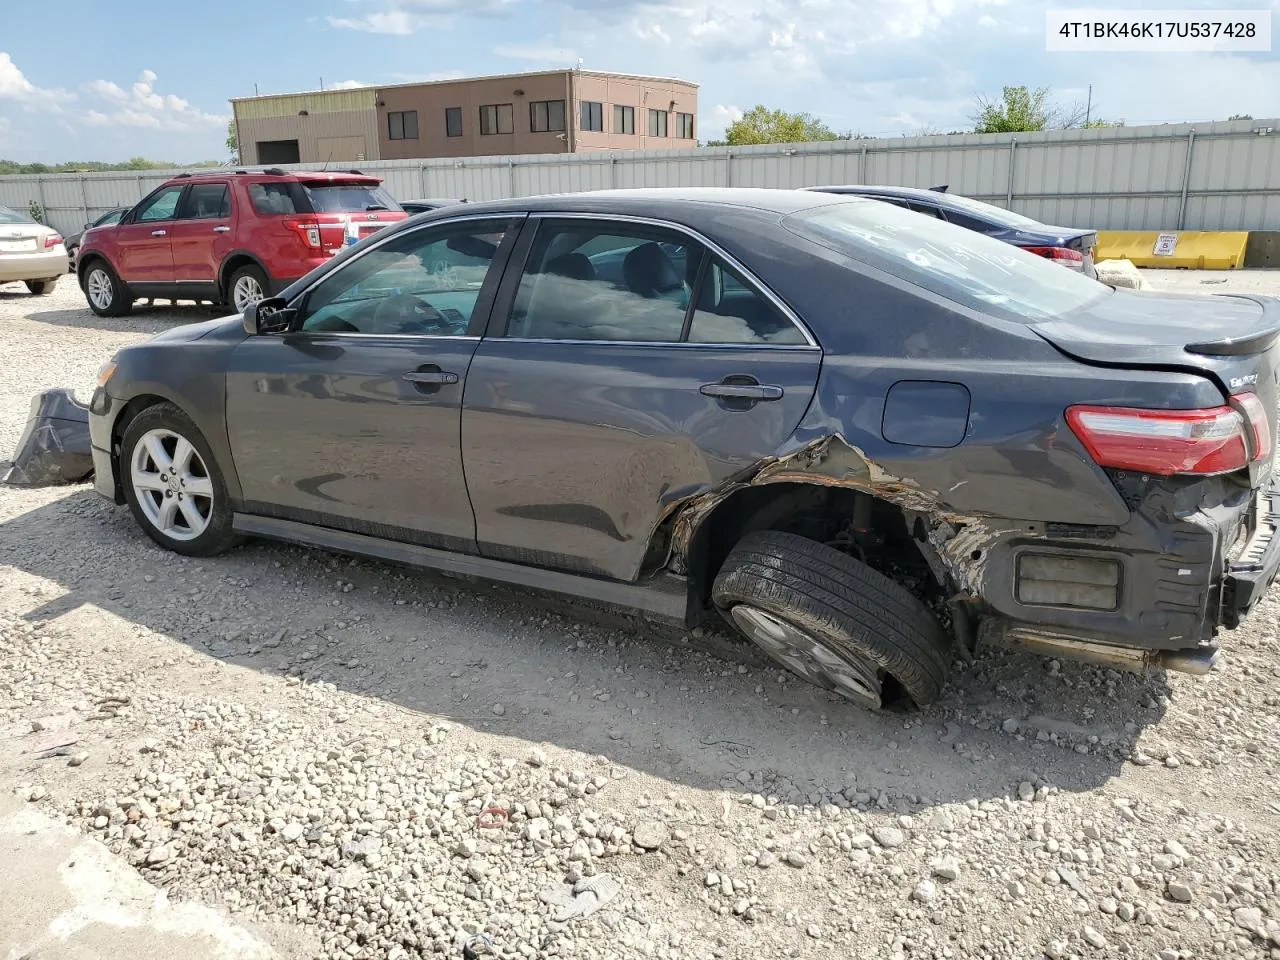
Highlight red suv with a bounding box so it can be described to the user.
[76,169,407,317]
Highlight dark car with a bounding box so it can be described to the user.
[400,198,467,215]
[84,188,1280,711]
[64,207,129,270]
[805,184,1098,277]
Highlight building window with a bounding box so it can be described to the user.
[579,101,603,132]
[530,99,566,133]
[480,103,514,135]
[648,109,668,138]
[388,110,419,141]
[677,112,694,139]
[613,105,635,135]
[445,107,463,138]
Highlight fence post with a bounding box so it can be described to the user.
[725,152,732,187]
[508,161,516,198]
[79,176,89,225]
[860,142,868,183]
[419,163,428,197]
[610,156,617,189]
[1176,129,1196,230]
[1006,138,1016,207]
[36,177,48,224]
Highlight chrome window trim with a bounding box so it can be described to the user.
[507,211,820,349]
[489,337,819,351]
[284,333,481,343]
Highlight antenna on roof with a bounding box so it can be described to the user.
[321,151,333,172]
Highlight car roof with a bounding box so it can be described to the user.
[808,184,952,202]
[161,169,382,186]
[411,187,858,220]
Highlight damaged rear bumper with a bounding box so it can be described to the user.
[1222,482,1280,626]
[2,388,95,487]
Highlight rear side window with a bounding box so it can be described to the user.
[177,183,230,219]
[249,183,299,215]
[687,259,806,345]
[302,183,400,214]
[785,200,1109,323]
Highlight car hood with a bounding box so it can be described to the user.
[143,315,243,345]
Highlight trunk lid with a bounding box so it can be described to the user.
[0,223,43,254]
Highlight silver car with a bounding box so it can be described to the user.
[0,205,67,295]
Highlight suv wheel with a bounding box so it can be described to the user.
[83,261,132,317]
[229,264,269,313]
[120,403,241,557]
[26,279,57,295]
[712,530,951,709]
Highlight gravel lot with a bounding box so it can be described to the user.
[3,270,1280,960]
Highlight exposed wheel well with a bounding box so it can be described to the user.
[686,482,948,623]
[105,395,169,500]
[76,253,110,286]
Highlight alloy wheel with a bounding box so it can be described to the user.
[86,268,113,311]
[129,428,215,541]
[232,275,264,312]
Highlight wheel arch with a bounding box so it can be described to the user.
[76,251,115,287]
[218,251,271,299]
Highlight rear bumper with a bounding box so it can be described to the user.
[1222,482,1280,626]
[2,389,94,487]
[0,250,68,283]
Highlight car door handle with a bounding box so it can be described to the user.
[150,229,167,237]
[213,226,231,233]
[403,369,459,385]
[700,381,783,401]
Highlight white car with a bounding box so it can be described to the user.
[0,205,68,295]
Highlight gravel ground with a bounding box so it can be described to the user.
[2,272,1280,960]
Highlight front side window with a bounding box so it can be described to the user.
[677,112,694,139]
[580,101,603,132]
[530,100,566,133]
[388,110,419,141]
[480,103,514,135]
[785,200,1109,322]
[134,186,184,223]
[300,221,514,336]
[614,105,634,135]
[177,183,230,220]
[445,106,463,137]
[648,109,668,138]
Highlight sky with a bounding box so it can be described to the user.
[1,0,1278,163]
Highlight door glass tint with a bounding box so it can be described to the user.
[134,187,184,222]
[506,223,701,342]
[178,184,230,220]
[686,258,807,345]
[907,202,943,219]
[300,221,512,336]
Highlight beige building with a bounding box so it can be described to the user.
[230,70,698,166]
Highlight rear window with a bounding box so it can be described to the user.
[785,200,1109,322]
[937,192,1046,231]
[0,204,33,225]
[301,182,400,214]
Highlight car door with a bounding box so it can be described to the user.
[170,182,233,287]
[224,214,523,553]
[460,216,824,581]
[114,184,184,283]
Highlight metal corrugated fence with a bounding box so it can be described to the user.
[3,118,1278,238]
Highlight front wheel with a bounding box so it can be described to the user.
[120,403,241,557]
[26,279,57,295]
[713,530,951,709]
[82,261,132,317]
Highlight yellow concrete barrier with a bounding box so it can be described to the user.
[1094,231,1249,269]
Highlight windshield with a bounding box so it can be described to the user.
[786,199,1109,323]
[302,183,401,214]
[937,192,1046,230]
[0,205,34,225]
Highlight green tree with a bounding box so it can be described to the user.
[226,119,239,159]
[721,105,842,145]
[973,86,1051,133]
[1228,113,1253,121]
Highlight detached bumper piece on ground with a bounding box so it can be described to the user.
[2,388,94,487]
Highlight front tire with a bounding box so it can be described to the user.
[228,264,269,313]
[82,261,132,317]
[26,279,57,295]
[713,530,951,709]
[120,403,240,557]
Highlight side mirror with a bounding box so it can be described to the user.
[242,296,294,336]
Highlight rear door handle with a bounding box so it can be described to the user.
[700,382,783,401]
[403,369,459,385]
[213,226,231,233]
[150,229,167,237]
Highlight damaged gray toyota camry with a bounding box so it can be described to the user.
[83,187,1280,710]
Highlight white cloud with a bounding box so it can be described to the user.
[493,42,577,62]
[330,79,370,89]
[0,52,74,105]
[76,69,226,132]
[387,70,467,82]
[327,10,416,33]
[328,0,519,34]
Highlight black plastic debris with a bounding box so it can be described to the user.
[2,388,95,487]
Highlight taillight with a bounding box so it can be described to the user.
[1066,403,1251,475]
[1024,246,1084,264]
[1233,391,1273,462]
[284,218,322,249]
[44,233,63,248]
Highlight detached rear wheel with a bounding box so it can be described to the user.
[713,530,951,709]
[120,403,240,557]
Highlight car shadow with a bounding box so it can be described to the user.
[24,303,227,335]
[0,487,1172,813]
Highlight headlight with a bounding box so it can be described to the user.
[96,359,117,388]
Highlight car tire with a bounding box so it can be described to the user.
[82,260,132,317]
[228,264,269,313]
[120,402,241,557]
[26,279,57,295]
[712,530,951,709]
